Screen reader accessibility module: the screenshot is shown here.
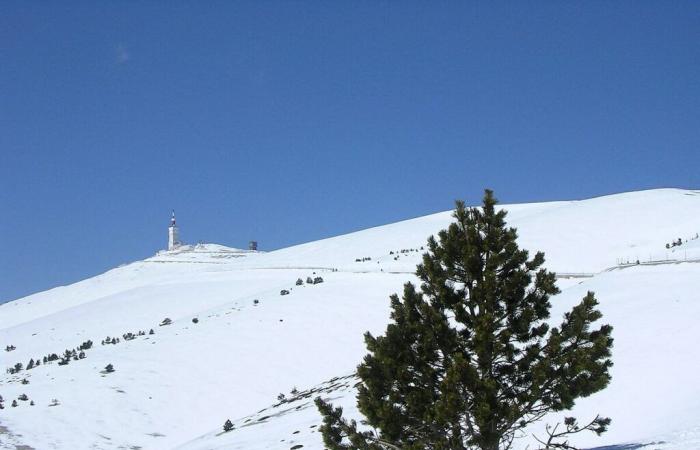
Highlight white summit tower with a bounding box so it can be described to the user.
[168,210,181,251]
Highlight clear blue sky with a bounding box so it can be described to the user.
[1,1,699,303]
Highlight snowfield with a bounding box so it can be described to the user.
[1,188,700,449]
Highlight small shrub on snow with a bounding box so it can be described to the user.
[223,419,234,432]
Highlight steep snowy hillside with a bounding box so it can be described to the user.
[1,188,699,450]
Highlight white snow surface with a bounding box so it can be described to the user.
[1,188,699,449]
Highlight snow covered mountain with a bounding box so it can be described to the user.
[1,188,700,450]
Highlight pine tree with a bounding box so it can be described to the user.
[316,190,613,450]
[223,419,234,432]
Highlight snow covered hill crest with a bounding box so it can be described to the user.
[1,188,700,450]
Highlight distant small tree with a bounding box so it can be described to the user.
[307,276,314,284]
[277,393,286,402]
[296,278,304,286]
[104,364,115,373]
[149,329,155,335]
[160,318,172,326]
[223,419,234,432]
[192,317,199,324]
[11,400,17,407]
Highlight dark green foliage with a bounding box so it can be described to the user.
[316,190,613,450]
[315,398,385,450]
[104,363,115,373]
[223,419,234,432]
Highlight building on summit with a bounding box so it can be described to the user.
[168,210,182,251]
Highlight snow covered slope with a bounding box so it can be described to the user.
[1,188,699,450]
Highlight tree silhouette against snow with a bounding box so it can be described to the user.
[316,190,613,450]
